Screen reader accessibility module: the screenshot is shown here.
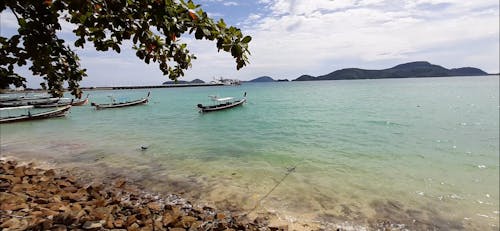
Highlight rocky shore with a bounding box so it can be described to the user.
[0,160,289,231]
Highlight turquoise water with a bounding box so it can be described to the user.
[1,76,499,229]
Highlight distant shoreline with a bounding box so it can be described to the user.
[0,83,226,94]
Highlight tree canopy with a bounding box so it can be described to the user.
[0,0,251,97]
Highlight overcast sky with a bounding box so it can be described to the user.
[1,0,499,88]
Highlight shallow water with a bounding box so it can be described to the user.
[1,76,499,229]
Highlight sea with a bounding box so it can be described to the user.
[1,76,499,230]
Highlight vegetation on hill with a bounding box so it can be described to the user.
[294,61,488,81]
[248,76,275,82]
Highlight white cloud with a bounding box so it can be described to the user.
[223,1,239,6]
[184,0,499,81]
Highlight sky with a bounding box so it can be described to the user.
[0,0,499,88]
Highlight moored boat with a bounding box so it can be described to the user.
[91,92,150,109]
[0,105,72,123]
[197,92,246,113]
[71,94,89,106]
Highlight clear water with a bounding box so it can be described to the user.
[1,76,499,229]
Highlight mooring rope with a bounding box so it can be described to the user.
[245,162,300,215]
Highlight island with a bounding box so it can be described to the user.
[248,76,275,82]
[162,79,205,84]
[293,61,489,81]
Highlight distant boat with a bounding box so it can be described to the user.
[91,92,150,109]
[209,77,241,85]
[197,92,246,113]
[0,105,72,124]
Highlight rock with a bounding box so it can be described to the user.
[179,216,197,228]
[114,218,125,228]
[162,213,176,226]
[52,224,68,231]
[127,223,140,231]
[270,225,288,231]
[216,213,226,220]
[114,178,126,188]
[147,202,162,212]
[44,169,56,177]
[14,166,26,177]
[24,168,39,176]
[82,220,103,230]
[126,215,138,226]
[0,174,21,184]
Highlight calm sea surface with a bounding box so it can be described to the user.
[1,76,499,229]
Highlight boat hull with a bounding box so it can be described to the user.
[0,105,72,123]
[198,98,246,112]
[92,98,148,109]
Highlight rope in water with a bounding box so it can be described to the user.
[245,163,300,215]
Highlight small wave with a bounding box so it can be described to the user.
[477,165,486,169]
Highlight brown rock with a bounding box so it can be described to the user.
[0,218,21,229]
[138,207,150,217]
[44,169,56,177]
[270,225,288,231]
[147,202,162,212]
[105,215,115,229]
[114,219,125,228]
[39,207,59,216]
[169,228,186,231]
[126,215,138,226]
[216,213,226,220]
[162,213,176,226]
[179,216,197,228]
[154,217,164,230]
[51,224,68,231]
[82,220,103,230]
[64,186,79,193]
[1,202,28,211]
[0,174,21,184]
[24,167,40,176]
[90,207,111,220]
[114,178,126,188]
[14,165,26,177]
[127,223,140,231]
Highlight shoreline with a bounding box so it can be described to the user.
[0,158,295,231]
[2,153,488,231]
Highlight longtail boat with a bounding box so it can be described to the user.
[91,92,150,109]
[0,105,72,124]
[197,92,246,113]
[72,94,89,106]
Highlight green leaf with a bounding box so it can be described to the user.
[241,36,252,43]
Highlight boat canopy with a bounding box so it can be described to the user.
[0,105,34,111]
[215,97,234,102]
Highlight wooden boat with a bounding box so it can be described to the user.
[91,92,150,109]
[0,97,60,108]
[34,99,73,108]
[71,94,89,106]
[0,105,72,124]
[197,92,246,113]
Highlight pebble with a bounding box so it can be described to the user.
[0,160,286,231]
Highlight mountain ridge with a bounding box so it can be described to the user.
[294,61,488,81]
